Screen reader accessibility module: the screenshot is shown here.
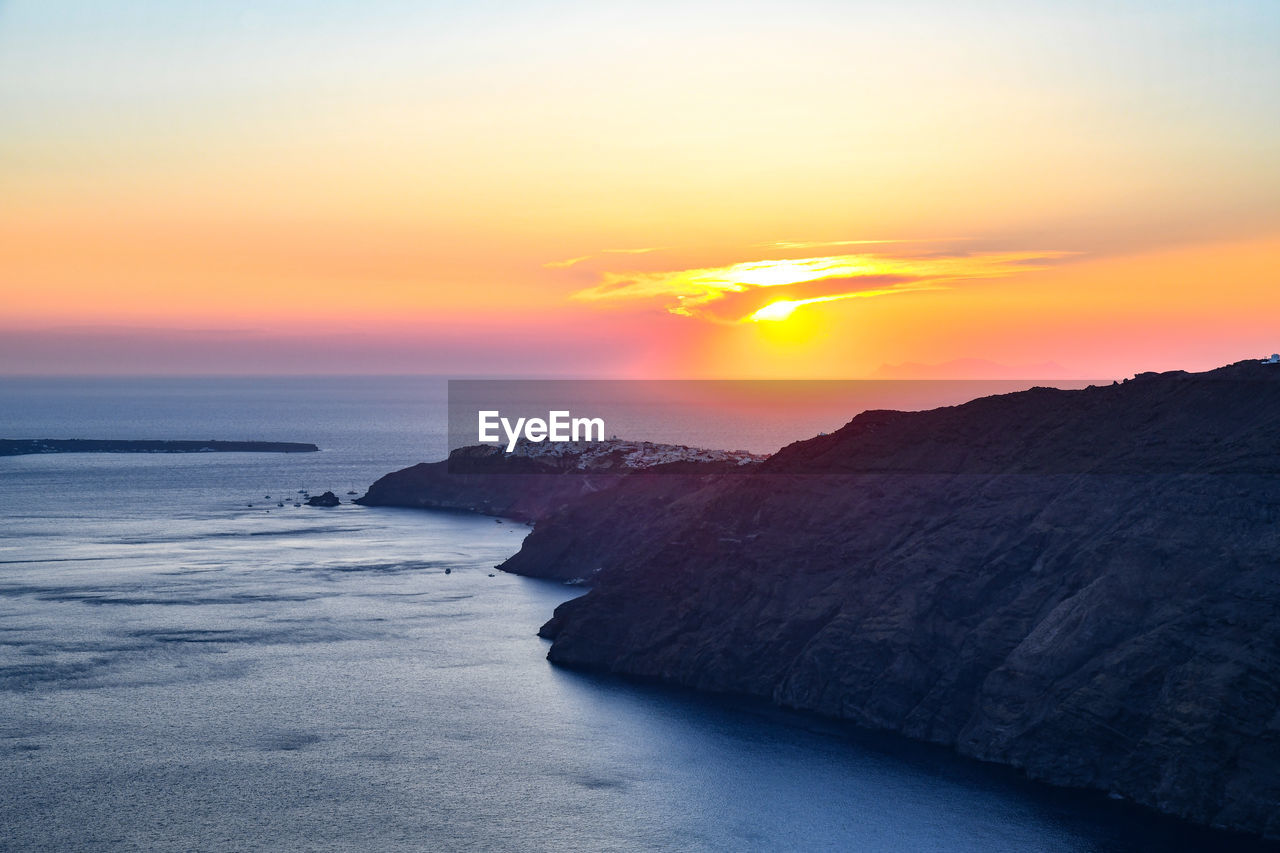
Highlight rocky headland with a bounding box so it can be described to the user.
[367,360,1280,840]
[355,439,762,522]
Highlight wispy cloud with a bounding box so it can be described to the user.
[756,239,914,250]
[544,246,668,269]
[544,255,594,269]
[572,251,1071,322]
[754,238,969,251]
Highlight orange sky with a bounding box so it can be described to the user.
[1,2,1277,376]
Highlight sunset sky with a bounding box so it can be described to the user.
[1,1,1277,377]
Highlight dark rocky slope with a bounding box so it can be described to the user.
[506,361,1280,839]
[355,440,759,526]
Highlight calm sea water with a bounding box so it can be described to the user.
[0,377,1270,852]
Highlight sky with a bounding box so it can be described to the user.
[1,0,1277,377]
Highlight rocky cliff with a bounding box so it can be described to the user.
[503,361,1280,839]
[355,439,760,525]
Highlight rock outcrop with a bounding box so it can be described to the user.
[354,439,761,526]
[305,491,340,507]
[499,361,1280,839]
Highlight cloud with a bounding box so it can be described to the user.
[757,239,912,250]
[544,246,668,269]
[571,250,1071,322]
[754,238,969,250]
[543,255,594,269]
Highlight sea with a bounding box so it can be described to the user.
[0,376,1270,852]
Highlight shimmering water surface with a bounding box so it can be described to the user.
[0,377,1271,852]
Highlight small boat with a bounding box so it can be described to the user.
[293,503,301,507]
[277,502,284,507]
[444,567,452,575]
[346,490,358,495]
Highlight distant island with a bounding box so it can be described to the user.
[0,439,319,456]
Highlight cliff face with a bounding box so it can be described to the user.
[508,362,1280,839]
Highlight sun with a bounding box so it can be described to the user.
[749,300,802,322]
